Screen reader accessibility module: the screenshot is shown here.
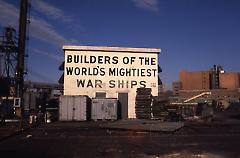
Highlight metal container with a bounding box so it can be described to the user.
[91,98,119,120]
[59,95,91,121]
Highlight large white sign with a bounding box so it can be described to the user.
[63,46,160,118]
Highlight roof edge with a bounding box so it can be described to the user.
[63,45,161,53]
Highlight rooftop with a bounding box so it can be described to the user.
[63,45,161,54]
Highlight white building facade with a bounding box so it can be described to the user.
[63,46,160,118]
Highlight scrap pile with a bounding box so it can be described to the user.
[135,88,152,119]
[135,88,184,121]
[152,97,169,119]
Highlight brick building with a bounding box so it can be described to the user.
[172,66,240,103]
[219,72,240,90]
[179,70,211,90]
[176,70,240,91]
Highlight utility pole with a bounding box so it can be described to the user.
[17,0,28,129]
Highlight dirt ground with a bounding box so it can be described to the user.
[0,121,240,158]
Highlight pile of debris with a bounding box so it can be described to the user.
[135,88,183,121]
[152,97,169,119]
[135,88,152,119]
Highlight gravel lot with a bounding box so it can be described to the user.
[0,121,240,158]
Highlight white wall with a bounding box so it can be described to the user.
[63,46,160,118]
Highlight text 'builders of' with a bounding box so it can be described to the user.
[65,55,158,89]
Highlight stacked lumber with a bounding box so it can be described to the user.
[135,88,152,119]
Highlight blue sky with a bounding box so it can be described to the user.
[0,0,240,89]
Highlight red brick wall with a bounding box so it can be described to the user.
[219,72,239,89]
[180,70,210,90]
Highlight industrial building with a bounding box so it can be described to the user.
[219,72,240,90]
[179,70,211,90]
[0,80,62,118]
[62,45,161,118]
[174,65,240,91]
[172,65,240,107]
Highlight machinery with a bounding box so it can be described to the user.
[0,27,18,97]
[0,0,29,121]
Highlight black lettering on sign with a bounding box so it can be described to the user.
[123,57,129,64]
[122,57,136,64]
[131,81,137,88]
[109,68,116,76]
[67,55,120,64]
[77,79,85,87]
[84,55,89,63]
[77,79,103,88]
[132,68,136,76]
[87,80,93,88]
[105,56,110,64]
[118,80,124,88]
[109,80,115,88]
[141,69,145,77]
[98,56,103,64]
[146,69,151,77]
[140,81,146,88]
[145,57,150,65]
[82,67,87,75]
[139,57,144,65]
[67,55,72,63]
[119,68,125,76]
[125,69,131,76]
[71,80,153,89]
[126,80,129,88]
[92,67,98,75]
[88,67,93,76]
[138,57,156,65]
[74,67,80,75]
[151,58,156,65]
[95,80,102,88]
[66,67,73,75]
[130,57,136,64]
[100,68,105,76]
[112,56,118,64]
[74,55,79,63]
[90,56,96,63]
[152,69,157,77]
